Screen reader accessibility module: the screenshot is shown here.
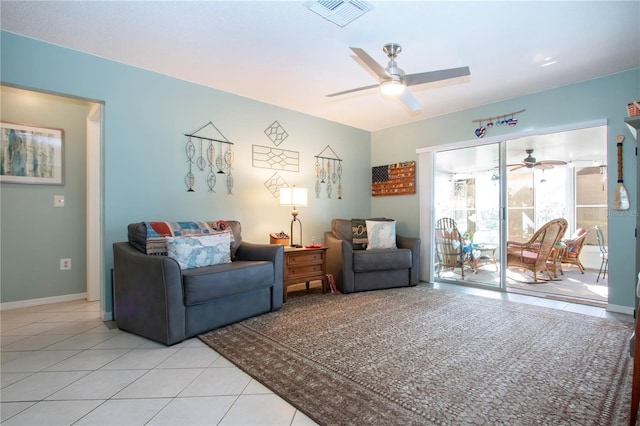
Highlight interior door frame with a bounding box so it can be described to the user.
[86,102,105,315]
[418,140,507,290]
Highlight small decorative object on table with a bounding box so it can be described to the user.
[270,231,290,246]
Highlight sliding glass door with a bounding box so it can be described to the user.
[433,143,504,289]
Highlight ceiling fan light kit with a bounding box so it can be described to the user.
[327,43,470,112]
[380,79,406,96]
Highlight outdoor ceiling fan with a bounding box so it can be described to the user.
[507,149,567,171]
[326,43,470,112]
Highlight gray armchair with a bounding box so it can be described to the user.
[324,218,420,294]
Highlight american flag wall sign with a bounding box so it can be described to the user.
[371,161,416,196]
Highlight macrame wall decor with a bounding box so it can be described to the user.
[184,121,235,194]
[314,145,343,199]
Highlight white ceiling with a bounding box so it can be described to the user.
[1,1,639,133]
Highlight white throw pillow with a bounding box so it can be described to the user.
[365,220,397,250]
[166,232,231,269]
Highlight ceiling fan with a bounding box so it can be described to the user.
[326,43,470,112]
[507,149,567,171]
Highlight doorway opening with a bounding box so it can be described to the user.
[425,122,608,307]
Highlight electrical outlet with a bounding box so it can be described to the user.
[60,258,71,270]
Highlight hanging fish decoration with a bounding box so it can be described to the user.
[207,142,215,168]
[313,146,344,200]
[186,137,196,163]
[185,137,196,192]
[226,170,234,194]
[320,158,327,183]
[197,139,206,171]
[224,147,234,169]
[207,171,216,193]
[216,141,225,174]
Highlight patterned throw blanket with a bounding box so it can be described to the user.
[144,221,213,255]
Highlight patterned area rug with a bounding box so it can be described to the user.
[199,287,633,425]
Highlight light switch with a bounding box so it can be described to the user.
[54,195,65,207]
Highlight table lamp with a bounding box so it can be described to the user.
[280,185,308,247]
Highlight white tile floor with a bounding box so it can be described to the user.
[1,299,317,426]
[1,284,633,425]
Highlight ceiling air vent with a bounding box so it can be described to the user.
[304,0,373,27]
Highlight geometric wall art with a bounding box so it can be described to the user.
[264,120,289,146]
[264,171,287,198]
[252,145,299,172]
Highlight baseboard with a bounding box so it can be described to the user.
[101,310,113,322]
[0,292,87,311]
[607,303,634,316]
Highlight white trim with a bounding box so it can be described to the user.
[416,119,608,154]
[418,151,434,282]
[607,303,634,316]
[86,103,104,302]
[0,293,86,311]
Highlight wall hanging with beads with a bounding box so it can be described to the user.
[471,109,526,138]
[184,121,235,194]
[314,145,343,199]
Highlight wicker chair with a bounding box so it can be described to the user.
[561,228,590,273]
[434,218,473,279]
[506,218,568,283]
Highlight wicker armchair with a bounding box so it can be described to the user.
[561,228,590,273]
[506,218,568,282]
[434,218,474,278]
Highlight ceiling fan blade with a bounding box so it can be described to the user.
[536,164,554,170]
[540,160,567,165]
[506,163,523,168]
[509,165,525,172]
[398,89,421,112]
[326,83,380,97]
[404,66,470,86]
[350,47,390,80]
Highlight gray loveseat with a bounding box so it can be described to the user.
[324,218,420,294]
[113,220,283,345]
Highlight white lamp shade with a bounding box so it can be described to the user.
[280,187,308,206]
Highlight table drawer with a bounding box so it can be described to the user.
[286,252,324,266]
[287,263,324,279]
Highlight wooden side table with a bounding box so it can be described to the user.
[283,247,327,302]
[471,244,497,272]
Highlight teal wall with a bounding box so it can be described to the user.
[371,69,640,309]
[1,87,89,301]
[2,30,638,311]
[0,31,372,313]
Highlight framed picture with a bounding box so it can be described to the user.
[0,121,64,185]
